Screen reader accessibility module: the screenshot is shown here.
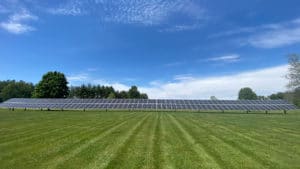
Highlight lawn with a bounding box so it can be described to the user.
[0,109,299,169]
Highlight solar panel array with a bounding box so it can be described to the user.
[0,98,297,111]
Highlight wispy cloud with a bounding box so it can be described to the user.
[46,0,205,27]
[140,65,288,99]
[173,74,194,81]
[100,0,205,26]
[67,73,89,82]
[67,72,131,91]
[208,54,240,63]
[247,23,300,48]
[47,0,85,16]
[103,82,130,91]
[211,17,300,48]
[0,9,38,34]
[0,0,23,14]
[159,24,201,32]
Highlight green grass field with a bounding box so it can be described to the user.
[0,109,299,169]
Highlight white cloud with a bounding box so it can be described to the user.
[140,65,288,99]
[248,26,300,48]
[107,83,130,91]
[46,0,205,27]
[210,17,300,48]
[67,73,89,82]
[159,24,201,32]
[173,74,194,81]
[100,0,204,25]
[0,9,38,34]
[47,0,84,16]
[0,22,34,34]
[208,54,240,63]
[10,10,38,21]
[67,72,131,91]
[67,65,288,99]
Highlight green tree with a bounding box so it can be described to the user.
[0,80,12,102]
[116,91,129,99]
[78,85,89,98]
[238,87,258,100]
[128,86,140,98]
[67,84,148,99]
[0,81,34,101]
[140,93,148,99]
[257,95,267,100]
[293,88,300,107]
[269,92,284,100]
[210,96,218,100]
[102,86,115,98]
[33,71,69,98]
[108,92,116,99]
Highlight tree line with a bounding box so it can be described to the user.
[69,85,148,99]
[238,87,300,107]
[0,71,148,102]
[0,80,34,102]
[238,87,285,100]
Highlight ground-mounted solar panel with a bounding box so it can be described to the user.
[0,98,297,111]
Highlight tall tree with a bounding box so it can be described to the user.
[238,87,257,100]
[33,71,69,98]
[285,54,300,107]
[286,54,300,89]
[128,86,140,98]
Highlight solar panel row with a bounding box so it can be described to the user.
[4,98,289,104]
[0,98,297,111]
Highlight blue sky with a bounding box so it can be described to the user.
[0,0,300,99]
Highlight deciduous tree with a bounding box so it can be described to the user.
[33,71,69,98]
[238,87,257,100]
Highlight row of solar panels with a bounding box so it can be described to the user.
[0,98,297,110]
[0,103,296,110]
[4,98,290,104]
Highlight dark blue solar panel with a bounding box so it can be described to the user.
[0,98,297,111]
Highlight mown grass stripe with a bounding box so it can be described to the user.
[39,112,142,169]
[173,114,265,169]
[85,114,150,169]
[0,112,137,152]
[1,112,137,163]
[104,114,151,169]
[0,111,116,144]
[52,112,145,169]
[166,113,223,169]
[137,112,158,169]
[152,112,163,169]
[186,113,299,158]
[176,113,281,168]
[159,113,175,169]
